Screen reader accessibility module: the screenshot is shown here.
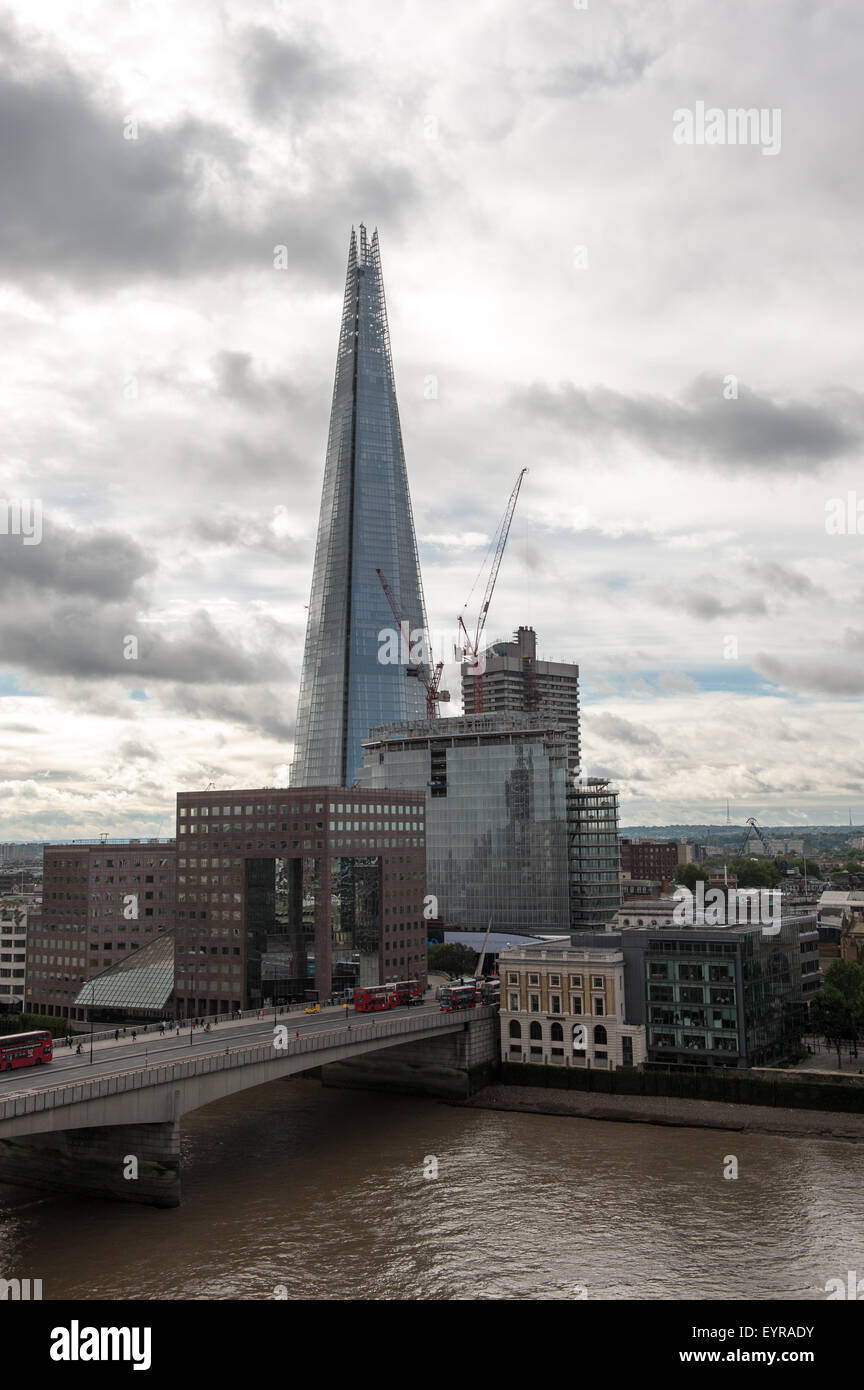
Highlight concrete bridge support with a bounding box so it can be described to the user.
[0,1120,181,1208]
[321,1014,499,1099]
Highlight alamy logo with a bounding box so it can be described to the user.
[0,497,42,544]
[673,883,781,935]
[50,1321,152,1371]
[0,1277,42,1299]
[825,1271,864,1299]
[673,102,781,156]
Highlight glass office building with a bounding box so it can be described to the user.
[292,224,429,788]
[612,920,806,1067]
[568,778,622,931]
[360,715,573,935]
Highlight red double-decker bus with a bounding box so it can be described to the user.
[353,985,398,1013]
[390,978,423,1005]
[0,1030,53,1073]
[439,983,477,1012]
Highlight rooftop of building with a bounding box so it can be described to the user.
[499,940,624,961]
[364,712,579,742]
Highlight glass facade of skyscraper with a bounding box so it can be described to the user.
[360,715,572,935]
[292,224,429,788]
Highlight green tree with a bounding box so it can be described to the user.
[809,987,855,1069]
[673,863,709,889]
[428,943,479,977]
[726,857,781,889]
[809,962,864,1067]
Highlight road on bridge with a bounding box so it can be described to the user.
[0,1000,448,1096]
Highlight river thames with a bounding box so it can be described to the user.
[1,1079,861,1300]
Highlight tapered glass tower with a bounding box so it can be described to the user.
[291,225,429,787]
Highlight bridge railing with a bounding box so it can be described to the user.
[0,1007,497,1124]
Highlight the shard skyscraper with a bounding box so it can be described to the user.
[291,225,430,787]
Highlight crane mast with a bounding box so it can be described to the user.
[458,467,528,713]
[376,568,449,720]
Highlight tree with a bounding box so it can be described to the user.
[673,863,709,889]
[428,943,479,977]
[809,988,855,1069]
[726,857,781,889]
[809,962,864,1067]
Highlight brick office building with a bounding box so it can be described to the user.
[29,842,176,1020]
[619,838,679,882]
[174,786,427,1014]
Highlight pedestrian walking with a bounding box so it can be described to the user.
[132,1029,137,1042]
[114,1029,119,1042]
[175,1026,180,1037]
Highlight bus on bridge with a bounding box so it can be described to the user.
[0,1029,53,1073]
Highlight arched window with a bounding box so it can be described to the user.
[594,1025,608,1045]
[551,1021,563,1042]
[529,1021,542,1040]
[509,1020,521,1038]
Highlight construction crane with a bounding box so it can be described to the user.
[738,817,774,858]
[376,567,450,719]
[457,467,528,713]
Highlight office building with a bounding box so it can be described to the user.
[173,787,427,1012]
[500,917,810,1071]
[462,626,580,756]
[620,838,679,882]
[568,777,622,931]
[292,224,429,788]
[28,842,176,1019]
[360,715,620,936]
[499,939,646,1069]
[0,901,28,1014]
[361,714,572,935]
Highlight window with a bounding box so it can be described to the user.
[528,974,539,986]
[594,1025,607,1046]
[529,1021,542,1041]
[508,993,519,1011]
[592,976,603,989]
[529,993,540,1013]
[507,973,518,985]
[549,974,561,987]
[550,994,561,1014]
[550,1022,564,1042]
[593,997,604,1016]
[571,996,583,1014]
[509,1021,521,1038]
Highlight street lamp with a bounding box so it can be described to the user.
[89,977,95,1065]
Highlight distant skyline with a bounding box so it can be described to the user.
[0,1,862,837]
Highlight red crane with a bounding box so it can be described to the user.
[458,468,528,713]
[376,568,450,719]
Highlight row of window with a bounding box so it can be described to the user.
[179,802,423,818]
[511,993,608,1016]
[508,971,606,989]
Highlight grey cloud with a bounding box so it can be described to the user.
[0,602,295,685]
[754,652,864,696]
[512,377,859,475]
[0,523,153,598]
[588,712,662,748]
[0,23,420,287]
[242,27,348,121]
[117,740,159,763]
[166,683,296,742]
[745,560,823,598]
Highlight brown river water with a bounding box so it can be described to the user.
[1,1079,862,1300]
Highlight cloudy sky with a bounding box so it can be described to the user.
[1,0,862,839]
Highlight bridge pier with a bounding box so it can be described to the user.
[0,1120,181,1208]
[321,1015,499,1099]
